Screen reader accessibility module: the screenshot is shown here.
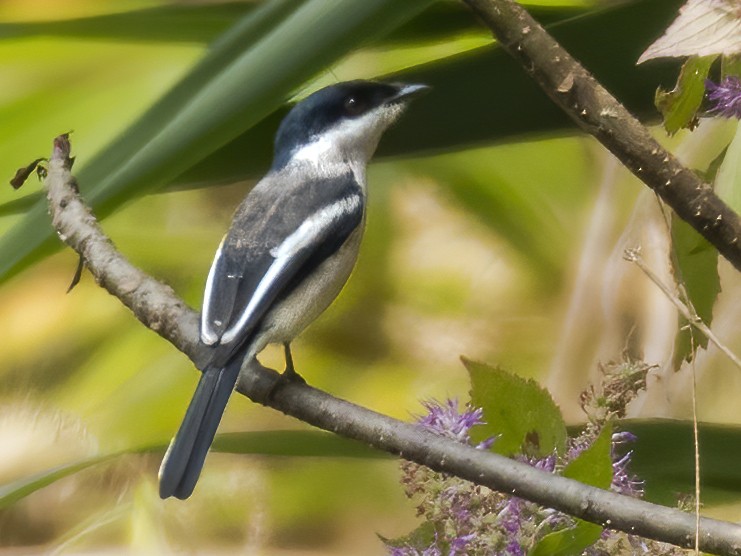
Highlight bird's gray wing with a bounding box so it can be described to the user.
[200,172,363,356]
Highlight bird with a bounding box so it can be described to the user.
[158,79,428,500]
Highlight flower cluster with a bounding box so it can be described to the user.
[384,391,687,555]
[706,76,741,119]
[417,399,494,450]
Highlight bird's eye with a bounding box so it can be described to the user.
[343,96,366,116]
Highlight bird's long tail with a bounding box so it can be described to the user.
[158,357,242,499]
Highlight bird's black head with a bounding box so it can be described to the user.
[272,80,428,171]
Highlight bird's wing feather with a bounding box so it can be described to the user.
[200,172,363,354]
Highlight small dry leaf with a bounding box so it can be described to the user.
[638,0,741,63]
[9,158,45,189]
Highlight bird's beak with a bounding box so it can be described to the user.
[389,83,431,103]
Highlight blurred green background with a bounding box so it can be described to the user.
[2,0,741,553]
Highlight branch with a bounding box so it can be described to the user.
[461,0,741,272]
[44,137,741,554]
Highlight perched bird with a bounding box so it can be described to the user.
[159,80,428,499]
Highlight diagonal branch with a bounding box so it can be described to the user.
[462,0,741,271]
[45,136,741,554]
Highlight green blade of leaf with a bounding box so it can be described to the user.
[1,430,388,509]
[464,357,567,457]
[0,0,685,276]
[0,2,256,44]
[623,419,741,505]
[172,0,686,189]
[0,191,41,217]
[0,2,584,46]
[0,454,115,510]
[0,0,432,281]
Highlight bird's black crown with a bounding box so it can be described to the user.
[272,80,404,169]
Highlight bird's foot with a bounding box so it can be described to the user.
[281,342,306,384]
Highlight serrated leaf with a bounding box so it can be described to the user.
[670,214,719,368]
[563,424,613,489]
[655,55,716,135]
[463,358,567,457]
[638,0,741,63]
[529,520,603,556]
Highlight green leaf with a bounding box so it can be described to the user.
[0,0,433,281]
[175,0,688,190]
[655,55,717,135]
[464,358,567,457]
[563,424,613,489]
[0,0,687,277]
[529,427,613,555]
[0,2,257,44]
[0,430,388,509]
[623,419,741,505]
[529,520,603,556]
[670,215,720,368]
[0,2,583,47]
[0,454,115,509]
[715,120,741,213]
[379,521,437,552]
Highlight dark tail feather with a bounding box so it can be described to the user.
[159,358,242,499]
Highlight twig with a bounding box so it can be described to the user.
[623,247,741,371]
[461,0,741,272]
[45,136,741,554]
[45,134,203,367]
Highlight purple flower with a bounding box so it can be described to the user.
[387,545,441,556]
[494,497,526,555]
[706,77,741,119]
[611,431,643,497]
[387,530,473,556]
[566,428,595,462]
[417,399,494,449]
[449,533,475,555]
[532,453,557,473]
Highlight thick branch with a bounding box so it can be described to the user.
[462,0,741,271]
[45,137,741,554]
